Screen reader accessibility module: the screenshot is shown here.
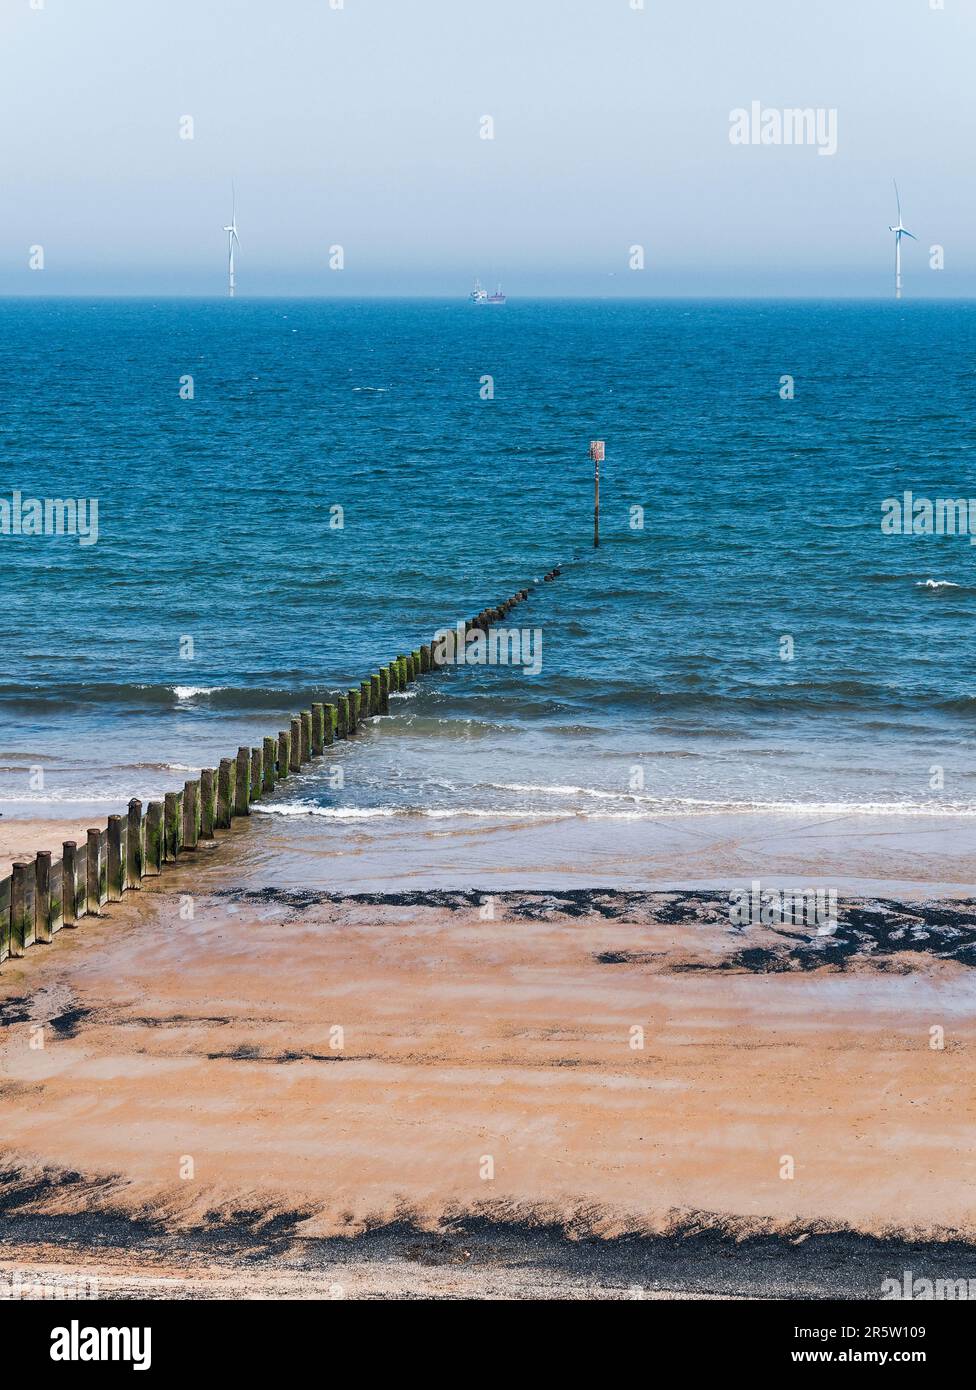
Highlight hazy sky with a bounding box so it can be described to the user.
[1,0,973,296]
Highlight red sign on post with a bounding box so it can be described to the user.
[589,440,605,462]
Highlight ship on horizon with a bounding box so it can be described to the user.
[469,278,506,304]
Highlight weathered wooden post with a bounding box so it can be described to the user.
[200,771,217,839]
[289,718,302,770]
[164,792,182,860]
[337,696,348,737]
[0,875,10,961]
[420,645,431,674]
[347,689,359,733]
[86,829,102,914]
[183,781,201,849]
[217,759,235,828]
[107,815,124,900]
[98,830,108,903]
[62,841,79,924]
[360,681,371,721]
[324,704,336,746]
[145,802,164,874]
[312,704,325,755]
[397,656,408,689]
[49,856,64,934]
[10,862,30,956]
[235,748,251,815]
[590,439,604,548]
[277,731,291,780]
[35,851,53,942]
[300,711,312,763]
[379,669,390,714]
[126,798,143,886]
[370,675,381,715]
[262,737,277,792]
[250,748,263,803]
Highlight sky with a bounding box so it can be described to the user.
[0,0,973,297]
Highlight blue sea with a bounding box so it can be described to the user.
[2,299,975,889]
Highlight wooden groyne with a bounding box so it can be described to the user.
[0,575,560,967]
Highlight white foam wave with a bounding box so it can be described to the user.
[487,783,976,816]
[251,797,976,821]
[170,686,223,700]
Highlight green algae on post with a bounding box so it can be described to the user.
[311,704,325,755]
[235,748,251,816]
[144,803,164,875]
[277,731,290,780]
[183,780,201,849]
[107,816,124,900]
[217,760,235,827]
[127,798,143,885]
[10,862,30,957]
[35,850,53,942]
[86,828,102,914]
[262,738,277,792]
[200,772,216,838]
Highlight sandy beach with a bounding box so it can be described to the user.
[0,818,97,881]
[2,837,975,1298]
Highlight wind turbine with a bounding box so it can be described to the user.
[223,185,240,298]
[889,180,916,301]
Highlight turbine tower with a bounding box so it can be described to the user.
[223,186,240,298]
[888,181,916,301]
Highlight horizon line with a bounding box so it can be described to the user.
[0,292,973,304]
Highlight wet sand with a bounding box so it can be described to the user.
[2,857,975,1298]
[0,817,96,880]
[242,802,976,899]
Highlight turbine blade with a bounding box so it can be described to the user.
[902,230,917,241]
[893,179,901,221]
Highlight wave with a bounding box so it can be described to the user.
[488,783,976,816]
[0,682,346,714]
[0,791,138,806]
[250,795,976,821]
[490,782,629,801]
[129,762,202,773]
[171,686,223,700]
[252,803,578,821]
[2,668,975,721]
[916,579,963,591]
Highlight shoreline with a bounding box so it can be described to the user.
[6,792,976,898]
